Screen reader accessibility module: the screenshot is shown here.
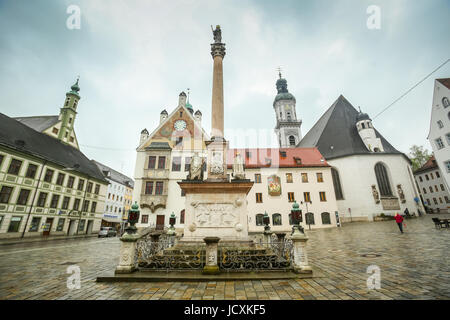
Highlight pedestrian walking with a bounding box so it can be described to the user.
[404,208,410,217]
[395,213,404,233]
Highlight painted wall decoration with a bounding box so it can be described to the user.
[267,175,282,196]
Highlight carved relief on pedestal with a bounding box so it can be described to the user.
[371,185,380,204]
[397,184,406,203]
[193,203,238,227]
[208,252,216,265]
[210,151,224,174]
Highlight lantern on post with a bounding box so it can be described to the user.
[291,201,304,234]
[167,212,176,236]
[126,202,140,234]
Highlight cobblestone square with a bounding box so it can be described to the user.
[1,214,449,300]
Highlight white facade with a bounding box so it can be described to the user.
[328,154,423,221]
[104,178,127,222]
[427,79,450,191]
[414,164,450,213]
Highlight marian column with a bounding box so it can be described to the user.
[207,25,228,181]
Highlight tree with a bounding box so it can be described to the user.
[408,145,431,171]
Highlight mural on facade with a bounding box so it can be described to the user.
[267,175,282,196]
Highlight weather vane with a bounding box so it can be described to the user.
[277,66,282,79]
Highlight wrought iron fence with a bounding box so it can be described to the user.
[218,239,294,271]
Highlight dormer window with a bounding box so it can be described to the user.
[280,151,287,158]
[294,157,302,165]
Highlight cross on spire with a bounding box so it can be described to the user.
[277,66,282,79]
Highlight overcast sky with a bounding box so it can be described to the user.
[1,0,449,178]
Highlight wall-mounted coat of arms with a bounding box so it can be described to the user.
[267,175,281,196]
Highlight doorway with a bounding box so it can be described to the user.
[86,220,94,234]
[156,215,165,230]
[43,218,54,236]
[68,219,77,236]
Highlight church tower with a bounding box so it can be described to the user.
[58,78,80,146]
[356,108,384,152]
[273,72,302,147]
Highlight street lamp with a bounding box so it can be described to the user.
[291,201,304,235]
[167,212,176,236]
[126,202,140,234]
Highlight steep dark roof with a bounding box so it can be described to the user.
[437,78,450,90]
[0,112,107,183]
[92,160,134,188]
[298,95,406,161]
[14,115,59,132]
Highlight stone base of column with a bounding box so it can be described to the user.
[114,233,140,275]
[202,265,220,275]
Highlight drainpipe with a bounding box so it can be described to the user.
[22,160,47,238]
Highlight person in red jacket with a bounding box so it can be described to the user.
[395,213,404,233]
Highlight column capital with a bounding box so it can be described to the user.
[211,42,226,58]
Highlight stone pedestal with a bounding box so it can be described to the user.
[291,227,312,274]
[178,180,253,243]
[263,229,272,244]
[203,237,220,275]
[115,233,140,274]
[205,137,228,182]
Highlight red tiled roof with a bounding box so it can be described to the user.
[226,147,328,169]
[437,78,450,90]
[414,156,438,174]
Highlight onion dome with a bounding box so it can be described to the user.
[185,102,194,114]
[273,74,295,106]
[67,78,80,97]
[356,107,371,122]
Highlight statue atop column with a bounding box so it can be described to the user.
[211,25,222,43]
[232,153,245,180]
[187,152,204,181]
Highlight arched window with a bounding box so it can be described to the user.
[443,97,450,108]
[305,212,315,225]
[331,168,344,200]
[321,212,331,224]
[287,112,292,121]
[256,214,264,226]
[180,209,185,224]
[289,136,296,146]
[375,163,393,196]
[288,213,294,225]
[374,148,380,152]
[272,213,282,226]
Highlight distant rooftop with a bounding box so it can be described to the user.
[92,160,134,188]
[14,115,59,132]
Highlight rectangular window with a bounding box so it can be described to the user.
[436,171,440,178]
[319,192,327,202]
[141,215,149,224]
[158,156,166,169]
[441,184,445,191]
[78,219,86,231]
[255,193,263,203]
[445,196,450,204]
[437,120,444,128]
[73,198,81,211]
[172,157,181,171]
[180,211,185,224]
[431,173,434,179]
[8,159,22,175]
[445,161,450,173]
[50,194,60,208]
[0,186,13,204]
[0,154,4,168]
[254,174,261,183]
[37,192,48,207]
[419,176,423,182]
[181,189,186,197]
[316,173,324,182]
[29,217,41,232]
[62,196,70,209]
[78,179,84,191]
[44,169,54,183]
[185,157,191,172]
[8,216,22,233]
[303,192,311,203]
[91,202,97,213]
[83,200,90,212]
[301,173,308,183]
[435,137,445,149]
[288,192,295,202]
[175,137,183,147]
[87,182,93,193]
[56,218,65,231]
[94,184,100,195]
[67,176,75,188]
[425,174,429,181]
[435,185,438,192]
[17,189,31,205]
[439,197,443,204]
[286,173,293,183]
[25,164,38,179]
[145,181,153,194]
[148,156,156,169]
[56,173,65,186]
[155,181,164,195]
[429,186,433,193]
[433,198,438,205]
[446,133,450,145]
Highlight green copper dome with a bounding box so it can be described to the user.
[273,76,295,106]
[292,201,300,211]
[185,102,194,113]
[67,78,80,97]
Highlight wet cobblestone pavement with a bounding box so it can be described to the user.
[0,214,449,300]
